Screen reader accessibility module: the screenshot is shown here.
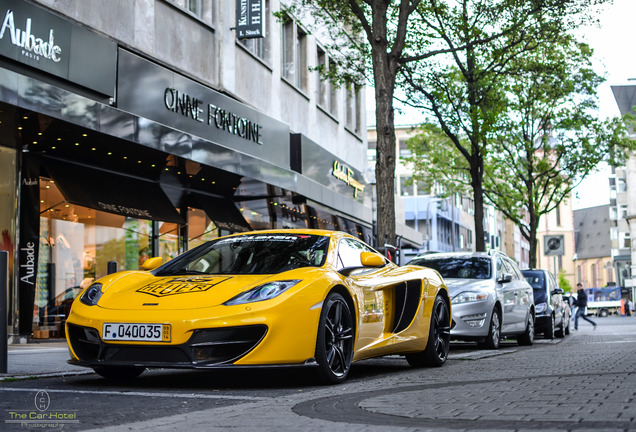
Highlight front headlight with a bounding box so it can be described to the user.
[79,283,103,306]
[535,302,547,314]
[453,291,489,304]
[224,280,300,305]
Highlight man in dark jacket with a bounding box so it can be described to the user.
[575,283,597,330]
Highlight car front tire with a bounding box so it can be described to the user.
[478,309,501,350]
[314,292,354,384]
[406,295,450,368]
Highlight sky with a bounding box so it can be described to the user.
[367,0,636,210]
[571,0,636,209]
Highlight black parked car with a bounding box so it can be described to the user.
[521,269,570,339]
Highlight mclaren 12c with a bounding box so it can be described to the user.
[66,229,450,384]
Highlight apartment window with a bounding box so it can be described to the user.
[620,204,628,219]
[610,206,618,220]
[345,83,362,134]
[622,232,631,249]
[400,176,413,196]
[416,178,432,196]
[239,1,270,61]
[399,140,411,159]
[555,204,561,226]
[188,0,202,16]
[317,48,338,116]
[282,15,307,91]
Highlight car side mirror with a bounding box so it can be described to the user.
[498,273,513,283]
[142,257,163,271]
[339,252,386,276]
[360,252,385,267]
[551,288,564,295]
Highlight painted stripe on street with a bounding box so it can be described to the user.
[0,387,269,401]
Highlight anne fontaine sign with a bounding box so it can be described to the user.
[163,87,263,144]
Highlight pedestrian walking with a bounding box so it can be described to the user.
[626,298,632,317]
[575,283,597,330]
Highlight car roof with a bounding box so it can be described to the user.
[412,251,502,260]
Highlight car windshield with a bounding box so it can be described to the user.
[410,256,492,279]
[156,234,330,275]
[524,271,548,303]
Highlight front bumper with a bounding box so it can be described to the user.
[67,323,271,369]
[450,301,493,339]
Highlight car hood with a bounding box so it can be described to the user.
[92,270,305,310]
[443,278,494,298]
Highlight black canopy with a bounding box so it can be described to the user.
[42,157,184,224]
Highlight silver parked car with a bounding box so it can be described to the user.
[410,251,535,349]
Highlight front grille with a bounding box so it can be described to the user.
[67,324,268,367]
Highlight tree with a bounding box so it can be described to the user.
[406,34,633,265]
[399,0,609,251]
[281,0,442,247]
[483,36,633,267]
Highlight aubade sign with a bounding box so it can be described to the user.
[0,0,116,96]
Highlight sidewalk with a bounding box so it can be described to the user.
[0,340,90,380]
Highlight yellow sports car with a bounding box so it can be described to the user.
[66,229,450,384]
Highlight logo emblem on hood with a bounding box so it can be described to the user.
[136,276,231,297]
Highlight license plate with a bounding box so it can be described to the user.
[102,323,171,342]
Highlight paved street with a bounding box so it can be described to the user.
[1,315,635,431]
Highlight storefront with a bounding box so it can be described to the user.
[0,0,372,340]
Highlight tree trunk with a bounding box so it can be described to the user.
[370,5,397,248]
[471,159,486,251]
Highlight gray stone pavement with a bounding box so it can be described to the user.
[2,316,636,431]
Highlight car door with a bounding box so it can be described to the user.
[336,238,389,349]
[500,258,530,332]
[498,257,519,332]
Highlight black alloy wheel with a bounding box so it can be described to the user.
[93,366,145,381]
[478,309,501,349]
[315,292,354,384]
[406,295,451,367]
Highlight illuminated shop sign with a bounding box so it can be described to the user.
[163,87,263,144]
[0,9,62,62]
[332,160,365,198]
[0,0,116,96]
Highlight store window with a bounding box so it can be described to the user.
[239,0,270,61]
[33,178,180,339]
[281,14,307,92]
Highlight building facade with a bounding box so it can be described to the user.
[0,0,372,340]
[611,84,636,302]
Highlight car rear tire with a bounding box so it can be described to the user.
[545,314,555,339]
[517,313,535,346]
[478,309,500,350]
[406,295,450,368]
[314,292,354,384]
[93,366,145,381]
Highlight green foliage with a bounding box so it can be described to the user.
[558,268,573,293]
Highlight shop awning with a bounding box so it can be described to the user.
[189,192,252,232]
[42,157,185,224]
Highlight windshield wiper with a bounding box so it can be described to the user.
[156,269,209,276]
